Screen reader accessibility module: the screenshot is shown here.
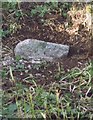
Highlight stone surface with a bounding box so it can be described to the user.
[14,39,69,62]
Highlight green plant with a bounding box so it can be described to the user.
[0,29,10,38]
[2,2,17,11]
[54,62,65,80]
[31,5,50,17]
[15,55,21,62]
[0,68,7,79]
[2,1,23,38]
[48,0,58,9]
[30,2,72,21]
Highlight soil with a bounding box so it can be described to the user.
[2,2,93,89]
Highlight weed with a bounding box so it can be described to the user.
[31,5,50,18]
[30,2,72,19]
[2,79,93,119]
[0,29,10,38]
[2,1,23,38]
[0,69,7,79]
[54,62,65,80]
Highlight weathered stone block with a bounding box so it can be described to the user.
[14,39,69,62]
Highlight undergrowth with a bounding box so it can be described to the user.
[1,1,72,38]
[1,61,93,119]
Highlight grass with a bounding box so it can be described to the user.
[1,60,93,119]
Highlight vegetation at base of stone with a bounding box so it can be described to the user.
[1,61,93,119]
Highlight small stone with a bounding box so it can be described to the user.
[28,65,31,69]
[42,75,45,78]
[35,73,42,76]
[19,59,23,63]
[20,72,23,75]
[25,70,29,73]
[31,59,41,64]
